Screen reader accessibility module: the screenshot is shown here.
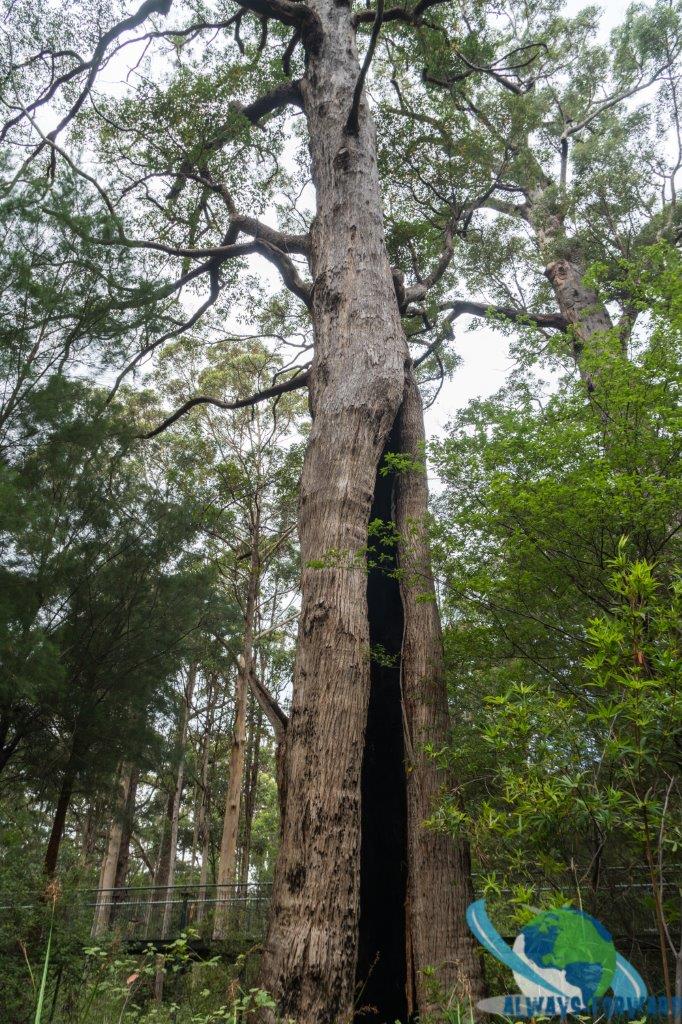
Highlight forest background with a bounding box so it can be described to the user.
[0,0,680,1020]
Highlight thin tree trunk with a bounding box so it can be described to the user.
[160,665,196,939]
[194,674,216,923]
[196,681,216,923]
[91,763,136,938]
[239,696,263,886]
[79,799,100,867]
[197,811,212,926]
[152,668,196,1005]
[44,758,77,878]
[213,546,259,939]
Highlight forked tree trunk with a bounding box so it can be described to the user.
[213,546,259,939]
[259,5,484,1020]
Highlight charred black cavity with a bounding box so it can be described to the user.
[355,419,408,1024]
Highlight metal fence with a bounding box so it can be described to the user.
[85,882,272,944]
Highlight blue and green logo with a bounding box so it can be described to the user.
[465,899,672,1017]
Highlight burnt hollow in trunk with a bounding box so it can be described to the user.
[355,424,408,1024]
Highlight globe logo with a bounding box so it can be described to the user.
[512,908,616,1004]
[466,899,648,1018]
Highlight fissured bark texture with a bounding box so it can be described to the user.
[258,4,484,1021]
[396,373,485,1015]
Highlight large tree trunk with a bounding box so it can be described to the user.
[259,5,484,1021]
[213,546,259,939]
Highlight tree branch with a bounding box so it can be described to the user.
[140,370,310,438]
[232,215,310,256]
[354,0,447,26]
[346,0,385,136]
[563,65,675,141]
[404,299,568,334]
[241,77,303,123]
[248,668,288,743]
[233,0,322,54]
[402,225,454,306]
[167,79,303,202]
[2,0,174,151]
[437,299,568,331]
[250,239,312,306]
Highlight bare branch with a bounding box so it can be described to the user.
[248,668,288,742]
[233,0,322,54]
[282,29,301,76]
[141,370,310,439]
[354,0,448,26]
[346,0,385,136]
[480,196,531,219]
[241,77,304,123]
[250,239,313,306]
[2,0,174,151]
[232,214,310,256]
[437,299,568,331]
[404,299,568,335]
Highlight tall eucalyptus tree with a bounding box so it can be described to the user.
[12,0,680,1018]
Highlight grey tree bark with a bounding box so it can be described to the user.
[160,664,196,938]
[259,4,484,1020]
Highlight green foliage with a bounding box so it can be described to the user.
[34,933,276,1024]
[432,247,682,990]
[0,0,680,1015]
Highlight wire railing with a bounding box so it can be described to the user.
[85,882,272,944]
